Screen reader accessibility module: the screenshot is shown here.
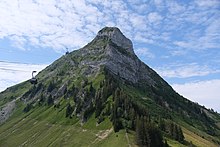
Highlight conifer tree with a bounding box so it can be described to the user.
[148,123,163,147]
[47,94,54,106]
[159,118,166,131]
[143,119,151,147]
[164,140,169,147]
[66,103,73,118]
[174,124,178,140]
[95,90,102,117]
[178,126,184,143]
[136,116,144,146]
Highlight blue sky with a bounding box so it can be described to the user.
[0,0,219,112]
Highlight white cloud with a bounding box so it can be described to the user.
[0,0,219,55]
[148,12,163,23]
[0,0,136,52]
[172,79,220,112]
[157,63,220,78]
[169,49,187,56]
[10,35,27,50]
[135,48,155,58]
[0,62,47,92]
[0,0,103,52]
[154,0,163,6]
[167,1,186,14]
[130,14,147,30]
[173,18,220,51]
[195,0,220,8]
[134,32,155,44]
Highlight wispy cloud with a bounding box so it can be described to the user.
[10,35,27,50]
[148,12,163,24]
[194,0,220,8]
[157,63,220,78]
[135,48,155,59]
[172,79,220,112]
[0,0,218,54]
[173,19,220,51]
[0,61,47,92]
[167,1,186,14]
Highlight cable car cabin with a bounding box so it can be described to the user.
[30,71,37,85]
[65,47,69,55]
[30,77,38,85]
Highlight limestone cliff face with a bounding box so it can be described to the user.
[75,27,157,86]
[96,27,134,55]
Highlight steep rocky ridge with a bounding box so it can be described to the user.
[39,27,160,87]
[90,27,157,85]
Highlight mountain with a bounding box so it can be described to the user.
[0,27,220,147]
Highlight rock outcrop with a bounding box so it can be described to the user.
[96,27,134,55]
[0,98,17,124]
[78,27,157,85]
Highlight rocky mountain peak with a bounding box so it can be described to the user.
[97,27,134,54]
[79,27,154,85]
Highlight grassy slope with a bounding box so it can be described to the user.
[182,127,218,147]
[166,127,218,147]
[0,81,29,107]
[0,99,136,147]
[1,99,219,147]
[166,128,218,147]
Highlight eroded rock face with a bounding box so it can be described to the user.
[78,27,156,86]
[104,43,155,85]
[105,43,139,83]
[96,27,134,55]
[0,99,16,124]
